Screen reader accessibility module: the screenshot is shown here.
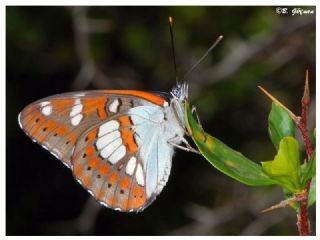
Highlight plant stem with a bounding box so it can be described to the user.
[296,70,313,236]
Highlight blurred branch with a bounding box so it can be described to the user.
[41,197,101,235]
[70,6,113,90]
[170,181,294,235]
[170,201,244,235]
[190,16,314,98]
[240,210,291,235]
[170,183,247,235]
[70,6,141,90]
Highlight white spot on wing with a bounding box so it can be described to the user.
[41,144,49,150]
[18,112,23,129]
[108,145,126,164]
[62,161,71,169]
[163,101,169,107]
[108,99,120,113]
[50,150,60,159]
[69,99,84,125]
[40,101,50,107]
[41,105,52,116]
[126,156,136,176]
[100,138,122,159]
[98,120,120,137]
[135,164,144,186]
[71,114,83,126]
[74,93,86,97]
[88,189,95,197]
[100,202,109,208]
[70,104,83,117]
[96,131,121,150]
[75,98,81,105]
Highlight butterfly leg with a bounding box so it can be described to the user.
[168,136,200,154]
[184,105,203,138]
[191,105,203,129]
[180,137,200,154]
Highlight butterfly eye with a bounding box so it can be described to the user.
[171,87,181,98]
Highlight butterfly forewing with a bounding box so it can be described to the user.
[19,91,143,166]
[20,92,108,166]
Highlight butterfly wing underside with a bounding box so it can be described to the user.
[19,90,173,212]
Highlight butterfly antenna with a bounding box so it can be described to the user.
[168,16,179,85]
[181,35,223,81]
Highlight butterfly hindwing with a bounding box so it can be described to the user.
[72,114,150,211]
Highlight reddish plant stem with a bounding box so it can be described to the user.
[296,122,312,235]
[295,71,313,236]
[297,177,311,235]
[298,124,313,160]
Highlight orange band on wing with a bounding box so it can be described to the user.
[102,90,166,106]
[82,97,108,120]
[86,128,98,142]
[86,146,95,156]
[128,184,146,209]
[88,157,100,169]
[82,175,92,188]
[32,119,68,142]
[98,164,110,175]
[119,176,131,190]
[74,164,84,178]
[118,116,138,153]
[105,172,119,207]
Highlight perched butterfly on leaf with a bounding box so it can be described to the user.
[18,17,222,212]
[18,83,194,212]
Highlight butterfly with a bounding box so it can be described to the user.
[18,82,194,212]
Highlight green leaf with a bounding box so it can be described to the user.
[268,103,295,150]
[185,101,276,186]
[301,150,316,186]
[261,137,303,193]
[308,178,316,207]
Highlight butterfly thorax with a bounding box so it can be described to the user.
[163,99,186,143]
[167,81,188,134]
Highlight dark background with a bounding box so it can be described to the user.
[6,6,316,235]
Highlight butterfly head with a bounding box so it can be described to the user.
[168,82,188,128]
[170,81,188,102]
